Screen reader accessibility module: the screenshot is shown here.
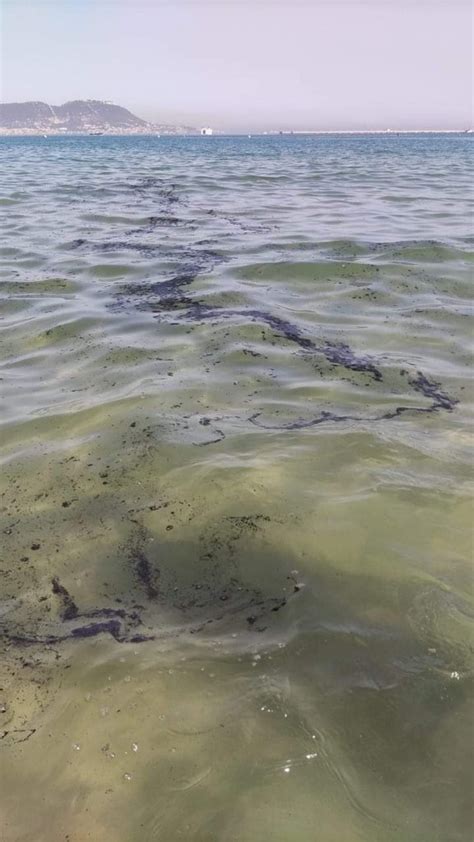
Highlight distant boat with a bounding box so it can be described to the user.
[88,131,104,136]
[200,127,213,136]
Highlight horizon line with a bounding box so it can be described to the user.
[1,128,472,136]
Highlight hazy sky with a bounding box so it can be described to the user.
[1,0,472,130]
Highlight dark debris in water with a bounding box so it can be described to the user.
[65,180,455,427]
[408,371,457,412]
[111,239,458,424]
[132,549,159,601]
[0,728,36,746]
[1,513,300,649]
[68,202,459,433]
[2,599,147,646]
[248,370,458,430]
[51,576,79,621]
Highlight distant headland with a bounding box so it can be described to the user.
[0,99,196,136]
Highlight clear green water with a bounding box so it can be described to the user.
[0,134,473,841]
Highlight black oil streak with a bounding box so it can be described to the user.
[71,620,124,640]
[2,515,301,648]
[0,728,36,744]
[134,550,159,600]
[194,429,225,446]
[51,577,79,621]
[86,214,457,431]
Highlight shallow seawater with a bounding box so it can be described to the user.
[0,133,473,841]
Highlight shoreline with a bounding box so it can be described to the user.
[0,128,472,138]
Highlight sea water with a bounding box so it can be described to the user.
[0,133,473,841]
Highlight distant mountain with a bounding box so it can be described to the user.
[0,100,194,134]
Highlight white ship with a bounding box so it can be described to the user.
[200,127,213,136]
